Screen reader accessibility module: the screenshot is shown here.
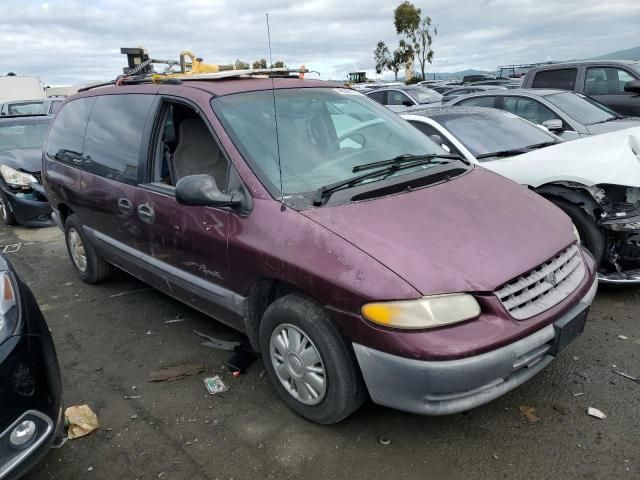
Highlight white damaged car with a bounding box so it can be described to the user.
[403,106,640,284]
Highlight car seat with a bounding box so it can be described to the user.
[173,118,228,190]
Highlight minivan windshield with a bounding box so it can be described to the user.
[434,110,559,159]
[545,92,617,125]
[213,88,459,200]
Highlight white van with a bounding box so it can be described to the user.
[0,76,45,103]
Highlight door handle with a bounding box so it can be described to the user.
[117,198,133,216]
[137,202,155,223]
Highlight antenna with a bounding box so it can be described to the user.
[266,13,286,212]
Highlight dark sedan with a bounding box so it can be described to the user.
[0,253,63,479]
[0,115,53,227]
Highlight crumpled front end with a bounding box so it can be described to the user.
[582,184,640,284]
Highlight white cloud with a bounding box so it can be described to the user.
[1,0,638,85]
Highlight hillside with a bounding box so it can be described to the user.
[593,46,640,61]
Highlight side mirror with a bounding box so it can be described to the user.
[402,100,414,107]
[428,134,450,152]
[175,174,241,208]
[542,119,563,132]
[624,80,640,95]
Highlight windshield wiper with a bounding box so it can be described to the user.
[589,116,618,125]
[313,153,464,206]
[476,148,529,159]
[476,142,557,159]
[352,153,463,173]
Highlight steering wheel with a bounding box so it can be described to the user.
[329,118,384,152]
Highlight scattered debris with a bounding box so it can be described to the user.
[64,281,73,286]
[130,414,138,420]
[573,392,585,397]
[378,436,391,446]
[232,370,241,378]
[618,335,629,340]
[226,348,258,374]
[492,454,499,460]
[65,405,100,439]
[259,370,266,379]
[193,329,241,351]
[204,376,228,395]
[518,405,540,423]
[109,288,152,298]
[165,315,186,324]
[587,407,607,419]
[124,395,141,399]
[146,330,153,335]
[552,403,569,415]
[613,370,639,383]
[87,466,93,472]
[148,363,205,382]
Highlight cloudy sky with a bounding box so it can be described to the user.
[2,0,639,85]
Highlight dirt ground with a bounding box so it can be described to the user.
[3,224,638,480]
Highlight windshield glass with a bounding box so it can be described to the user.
[0,120,50,151]
[213,88,454,199]
[6,101,45,115]
[545,92,616,125]
[405,88,442,104]
[436,110,557,159]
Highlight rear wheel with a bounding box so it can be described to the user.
[549,197,605,267]
[259,293,366,424]
[0,193,16,226]
[64,215,112,283]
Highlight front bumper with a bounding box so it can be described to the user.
[0,183,53,228]
[353,278,598,416]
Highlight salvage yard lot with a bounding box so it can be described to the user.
[5,225,638,479]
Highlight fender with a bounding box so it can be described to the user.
[534,183,600,219]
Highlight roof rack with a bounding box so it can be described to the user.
[78,46,311,93]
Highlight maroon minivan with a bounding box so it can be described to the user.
[43,76,597,423]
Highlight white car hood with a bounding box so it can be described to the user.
[484,126,640,188]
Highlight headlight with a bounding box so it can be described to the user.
[361,294,480,330]
[573,225,581,243]
[0,165,38,188]
[0,272,19,344]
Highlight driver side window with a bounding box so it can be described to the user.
[154,102,229,192]
[387,91,413,106]
[502,97,556,125]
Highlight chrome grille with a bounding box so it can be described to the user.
[495,244,584,320]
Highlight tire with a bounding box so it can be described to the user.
[0,193,16,226]
[549,197,605,267]
[64,214,112,283]
[259,293,366,424]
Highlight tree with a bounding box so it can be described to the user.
[394,1,420,36]
[373,41,391,75]
[235,59,250,70]
[252,58,268,69]
[388,40,413,81]
[393,1,437,80]
[271,60,286,68]
[414,16,437,80]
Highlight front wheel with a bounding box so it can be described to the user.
[259,294,366,424]
[549,197,605,267]
[0,193,16,226]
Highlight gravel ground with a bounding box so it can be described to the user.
[3,225,638,480]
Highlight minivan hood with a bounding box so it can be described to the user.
[586,117,640,135]
[0,148,42,173]
[301,167,574,295]
[484,126,640,188]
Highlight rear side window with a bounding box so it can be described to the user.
[531,68,577,90]
[83,95,154,185]
[45,97,94,166]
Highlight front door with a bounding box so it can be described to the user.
[136,98,239,328]
[584,66,640,117]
